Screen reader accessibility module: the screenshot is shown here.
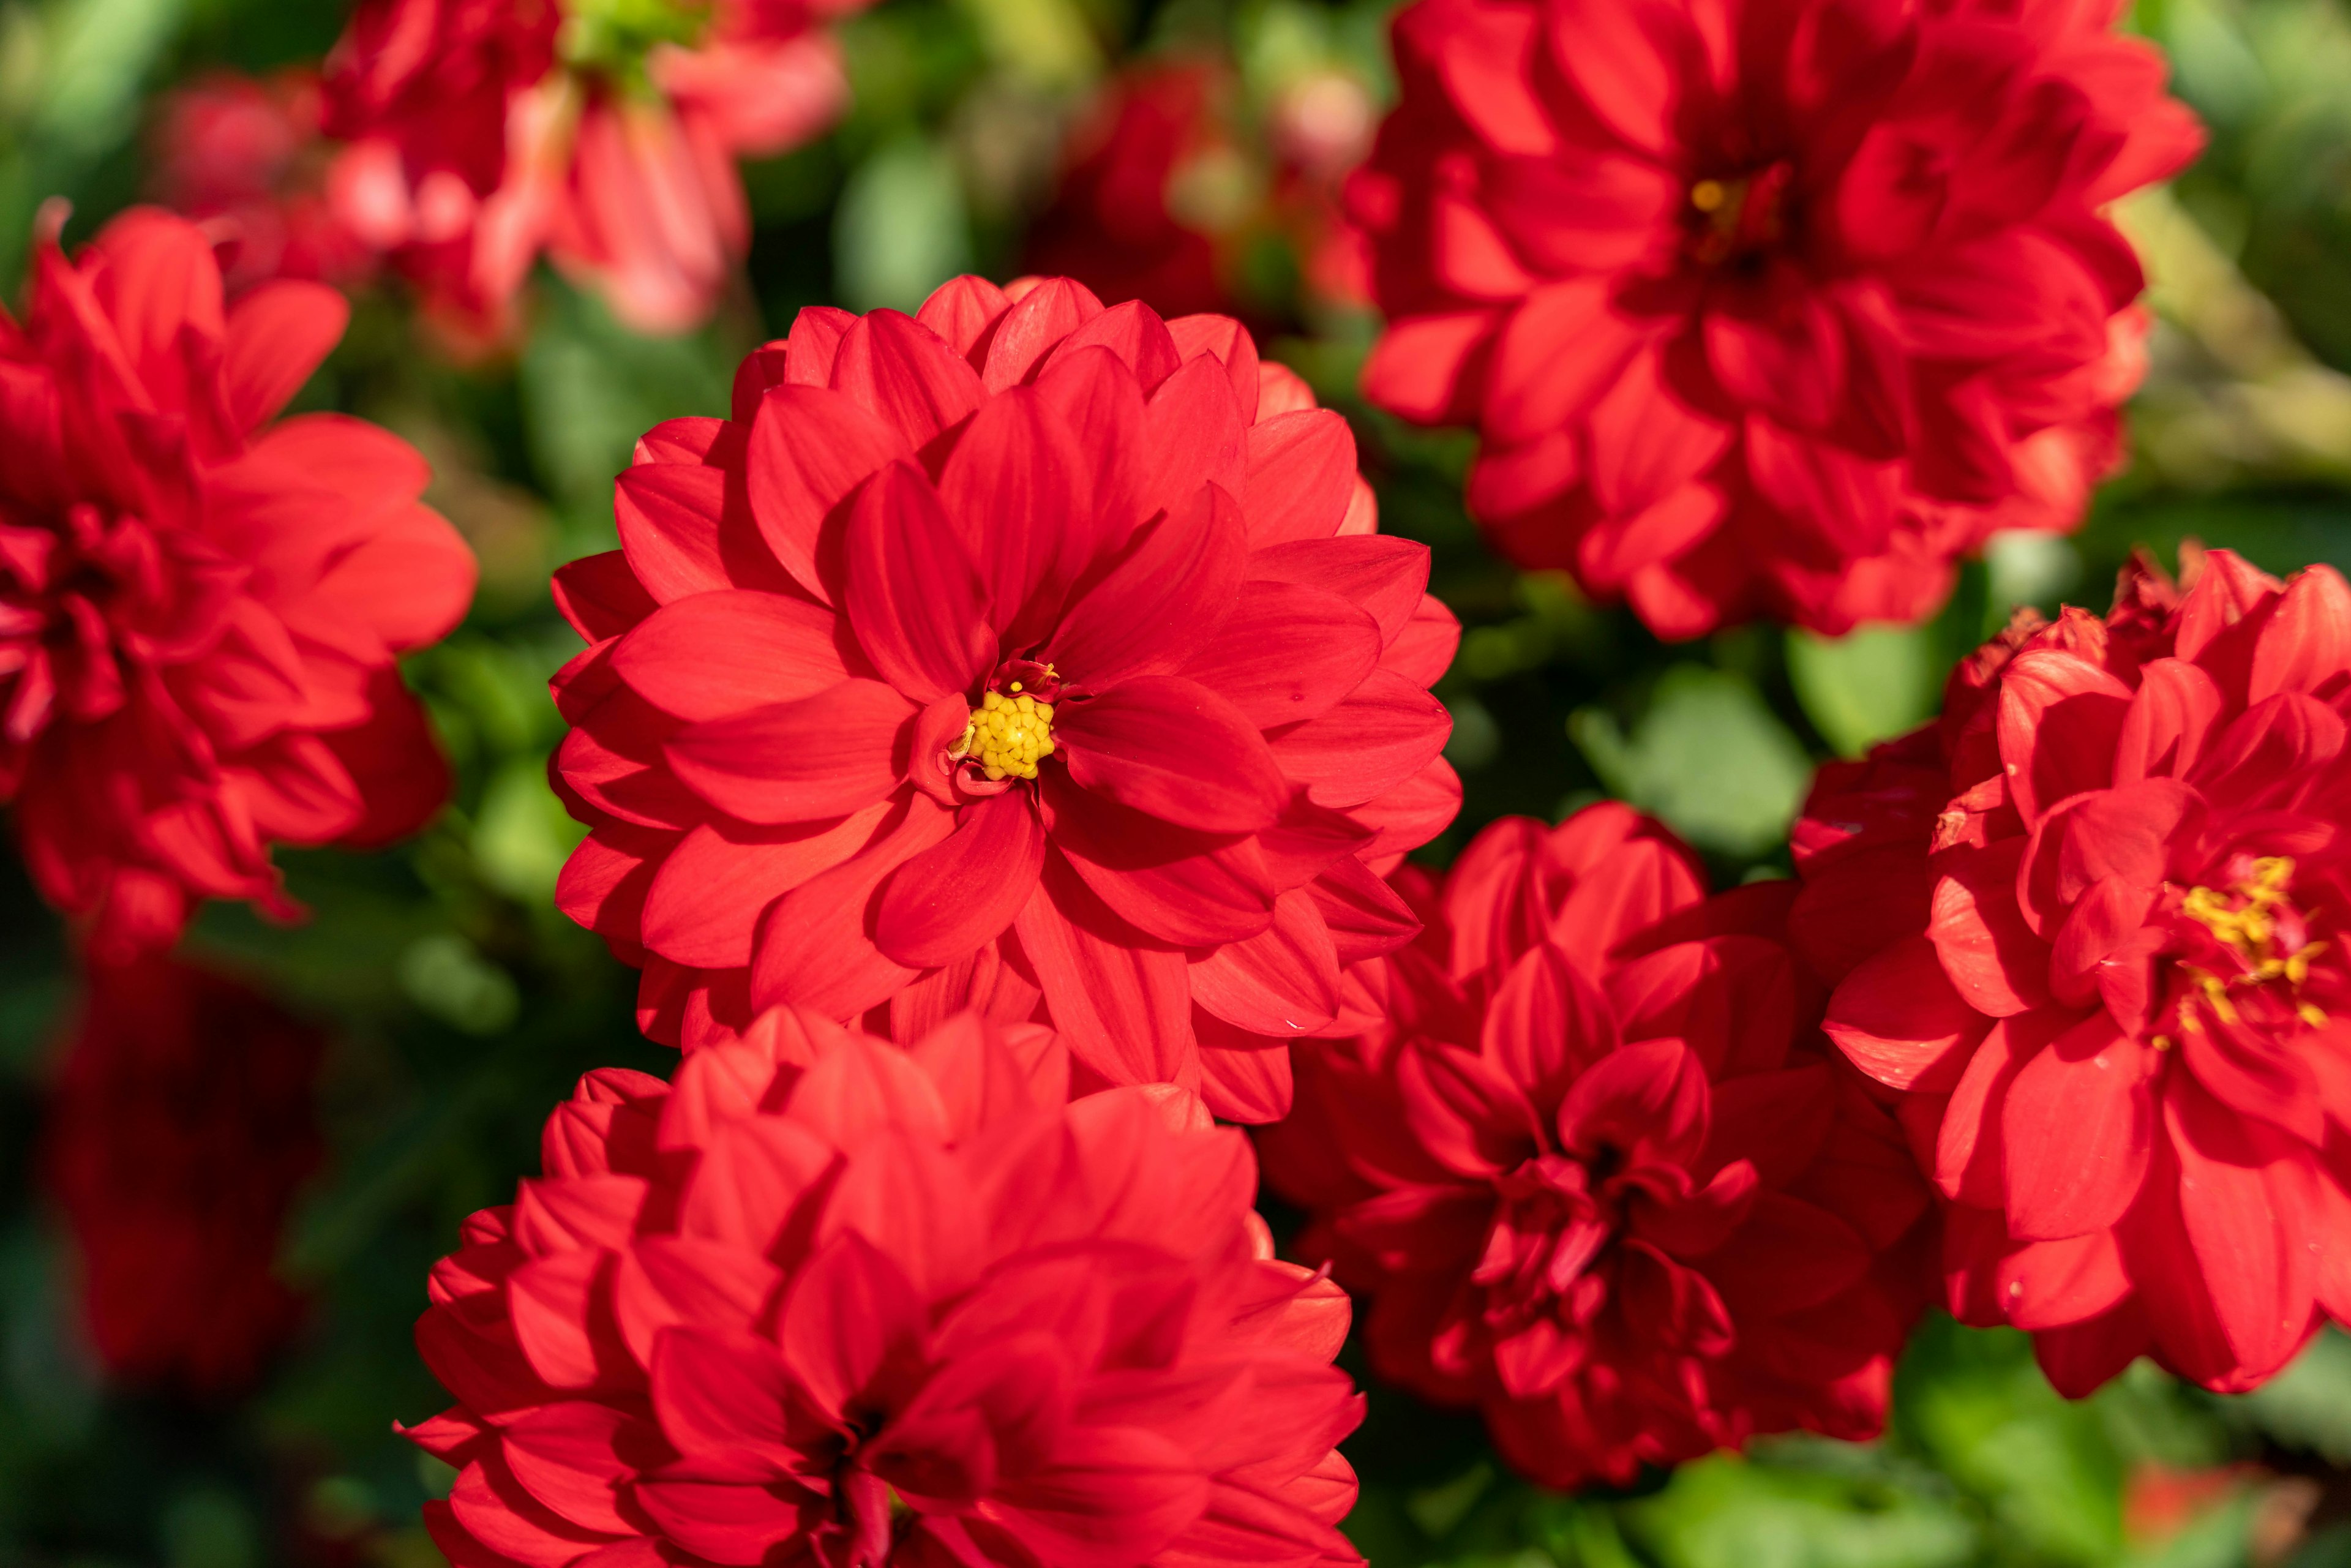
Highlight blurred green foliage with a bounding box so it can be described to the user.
[2,0,2350,1558]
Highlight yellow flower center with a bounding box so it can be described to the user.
[955,688,1056,782]
[2163,857,2329,1041]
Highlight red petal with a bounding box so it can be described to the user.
[1250,535,1431,646]
[1057,675,1286,833]
[1360,311,1497,424]
[223,280,347,432]
[666,679,916,824]
[1583,345,1730,516]
[1165,313,1261,420]
[2113,657,2223,784]
[915,275,1012,364]
[615,463,731,603]
[1483,278,1646,445]
[2248,566,2351,703]
[1139,355,1248,527]
[1243,410,1357,547]
[1188,888,1342,1036]
[2000,1229,2131,1332]
[937,384,1101,645]
[1537,0,1687,155]
[748,797,957,1015]
[1044,773,1278,948]
[1997,650,2133,823]
[2002,1011,2157,1241]
[1043,298,1181,391]
[611,589,852,721]
[1395,1038,1543,1178]
[1556,1037,1708,1170]
[1014,855,1198,1090]
[980,277,1105,392]
[1927,839,2052,1016]
[830,308,984,445]
[1482,939,1615,1107]
[782,306,855,388]
[1264,669,1451,810]
[1824,934,1993,1092]
[552,550,658,642]
[642,806,893,969]
[1178,579,1382,728]
[1045,482,1245,689]
[745,383,912,601]
[843,461,996,702]
[1194,1026,1296,1123]
[1935,1008,2075,1206]
[873,789,1045,969]
[2167,1080,2320,1379]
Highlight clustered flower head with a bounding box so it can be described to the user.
[1261,805,1933,1485]
[408,1008,1365,1568]
[550,275,1459,1121]
[43,0,2351,1529]
[322,0,864,339]
[1348,0,2200,637]
[45,950,325,1395]
[0,206,474,951]
[1795,548,2351,1394]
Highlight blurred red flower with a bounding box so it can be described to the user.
[150,69,377,296]
[1259,805,1932,1488]
[549,277,1459,1119]
[1027,64,1235,321]
[1794,548,2351,1394]
[0,208,474,952]
[45,950,324,1396]
[407,1009,1364,1567]
[323,0,861,340]
[1024,60,1380,324]
[1348,0,2200,637]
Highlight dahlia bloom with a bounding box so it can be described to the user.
[408,1008,1365,1567]
[550,277,1459,1120]
[151,70,377,295]
[1349,0,2201,637]
[1794,549,2351,1394]
[323,0,860,338]
[1258,805,1932,1488]
[0,208,474,951]
[45,951,324,1394]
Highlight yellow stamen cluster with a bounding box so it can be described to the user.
[957,689,1055,781]
[2182,856,2295,957]
[2172,857,2329,1035]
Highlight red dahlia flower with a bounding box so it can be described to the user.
[408,1008,1365,1568]
[1795,549,2351,1394]
[0,208,474,951]
[45,950,324,1395]
[1258,805,1932,1488]
[324,0,860,339]
[550,277,1460,1120]
[151,70,377,296]
[1349,0,2200,637]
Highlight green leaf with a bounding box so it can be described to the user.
[1617,1454,1978,1568]
[473,757,588,906]
[1570,665,1814,857]
[519,280,737,519]
[1786,623,1940,758]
